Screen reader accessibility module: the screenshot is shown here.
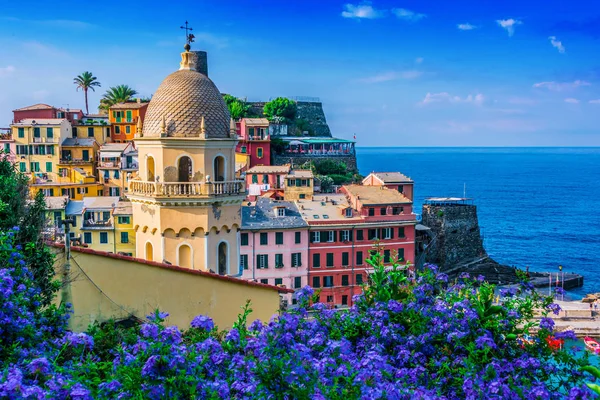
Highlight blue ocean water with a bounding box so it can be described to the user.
[357,147,600,298]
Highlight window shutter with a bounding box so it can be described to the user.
[390,227,394,239]
[349,230,353,242]
[256,254,261,268]
[333,231,337,242]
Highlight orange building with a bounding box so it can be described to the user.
[109,101,148,143]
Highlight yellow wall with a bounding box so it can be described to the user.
[52,247,283,331]
[33,183,104,200]
[284,179,314,201]
[115,214,136,256]
[12,123,68,177]
[73,125,110,145]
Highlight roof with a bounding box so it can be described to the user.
[241,198,308,230]
[243,118,269,126]
[246,165,290,174]
[61,138,97,147]
[281,137,355,144]
[99,143,132,154]
[286,169,313,178]
[372,172,413,184]
[82,196,120,210]
[84,114,108,118]
[13,103,54,112]
[110,102,148,110]
[65,201,84,216]
[113,200,133,215]
[12,119,66,126]
[344,185,411,205]
[297,194,360,222]
[44,196,68,210]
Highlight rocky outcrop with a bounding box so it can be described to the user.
[247,101,332,137]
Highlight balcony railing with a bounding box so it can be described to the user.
[99,161,117,168]
[60,158,93,164]
[129,180,244,197]
[82,218,113,228]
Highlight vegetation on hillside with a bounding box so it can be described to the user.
[223,94,251,120]
[298,159,361,191]
[263,97,297,123]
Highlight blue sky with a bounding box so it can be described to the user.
[0,0,599,146]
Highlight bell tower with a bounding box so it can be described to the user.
[128,42,243,275]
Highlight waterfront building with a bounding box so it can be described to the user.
[58,138,99,179]
[245,165,290,200]
[362,172,414,200]
[97,142,138,198]
[235,118,271,170]
[109,101,148,143]
[0,129,15,162]
[300,183,416,307]
[72,115,111,146]
[240,198,309,303]
[127,44,244,273]
[284,169,314,201]
[12,103,83,124]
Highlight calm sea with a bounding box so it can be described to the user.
[357,147,600,298]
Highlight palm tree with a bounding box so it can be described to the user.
[99,85,139,113]
[73,72,101,115]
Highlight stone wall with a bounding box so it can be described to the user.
[272,154,357,171]
[247,101,332,137]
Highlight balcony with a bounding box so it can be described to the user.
[99,161,117,168]
[129,180,244,198]
[60,158,93,164]
[82,218,114,229]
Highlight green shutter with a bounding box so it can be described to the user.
[19,162,26,172]
[46,127,53,138]
[46,162,52,172]
[126,110,132,122]
[18,128,24,138]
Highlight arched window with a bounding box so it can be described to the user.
[218,242,227,275]
[177,156,192,182]
[147,156,155,181]
[213,156,225,182]
[145,241,154,262]
[178,244,192,269]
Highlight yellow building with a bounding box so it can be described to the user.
[33,167,103,200]
[128,45,245,273]
[114,200,136,256]
[67,196,121,253]
[42,196,69,241]
[284,169,314,201]
[58,138,99,178]
[97,142,138,198]
[72,115,111,146]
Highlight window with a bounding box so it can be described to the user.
[277,207,285,217]
[241,146,247,154]
[114,170,120,179]
[295,231,301,244]
[47,146,55,155]
[398,185,404,193]
[397,248,405,262]
[46,128,53,138]
[312,253,321,268]
[310,231,321,243]
[327,231,335,242]
[275,232,284,245]
[30,162,40,172]
[398,227,405,238]
[257,147,263,158]
[18,128,24,138]
[257,254,269,269]
[72,127,78,137]
[33,127,40,138]
[41,188,54,197]
[103,211,110,220]
[368,229,378,240]
[118,216,131,224]
[126,110,132,122]
[342,295,348,305]
[393,207,402,215]
[384,249,391,263]
[240,233,249,246]
[275,254,284,268]
[294,276,302,289]
[342,275,349,286]
[260,279,269,285]
[380,207,387,215]
[383,227,392,240]
[83,232,92,244]
[125,125,131,134]
[326,295,334,303]
[262,174,268,184]
[299,194,305,199]
[100,232,108,244]
[260,232,268,245]
[368,208,375,216]
[45,162,52,172]
[356,251,363,265]
[342,252,349,266]
[323,276,334,288]
[356,230,364,241]
[240,254,248,270]
[87,127,93,137]
[312,276,320,288]
[341,230,350,242]
[345,208,352,217]
[249,127,255,137]
[115,126,120,134]
[287,179,295,187]
[3,143,9,153]
[275,278,283,286]
[82,150,89,161]
[106,128,110,137]
[291,253,301,267]
[326,253,334,267]
[251,174,258,184]
[356,274,363,285]
[121,232,129,243]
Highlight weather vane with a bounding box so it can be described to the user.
[180,21,195,50]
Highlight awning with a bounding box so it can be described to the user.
[416,224,431,231]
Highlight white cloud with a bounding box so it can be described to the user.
[458,23,477,31]
[392,8,426,21]
[419,92,485,106]
[590,99,600,104]
[548,36,565,53]
[341,2,384,19]
[532,80,591,91]
[564,98,580,104]
[415,57,424,64]
[360,70,423,83]
[496,19,522,37]
[0,66,15,77]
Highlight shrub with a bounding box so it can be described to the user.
[223,94,250,120]
[263,97,297,122]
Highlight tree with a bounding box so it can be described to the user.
[223,94,250,120]
[0,156,57,306]
[73,72,101,115]
[99,85,138,112]
[263,97,297,122]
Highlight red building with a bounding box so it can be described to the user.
[300,180,416,307]
[13,104,83,124]
[362,172,414,200]
[236,118,271,169]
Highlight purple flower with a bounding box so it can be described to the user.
[555,330,577,341]
[191,315,214,331]
[147,311,169,321]
[539,317,555,331]
[27,357,50,375]
[140,323,159,339]
[225,328,240,343]
[475,332,497,349]
[547,303,561,316]
[70,383,92,400]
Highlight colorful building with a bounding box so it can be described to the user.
[33,168,103,200]
[42,196,69,241]
[240,198,309,304]
[362,172,414,201]
[236,118,271,169]
[284,169,314,201]
[245,165,290,200]
[128,44,245,273]
[109,101,148,143]
[76,196,122,253]
[114,200,136,257]
[97,142,138,198]
[0,129,15,162]
[12,104,83,124]
[72,115,111,146]
[58,138,99,178]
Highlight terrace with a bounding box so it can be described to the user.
[129,180,244,198]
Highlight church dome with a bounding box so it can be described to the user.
[142,51,230,138]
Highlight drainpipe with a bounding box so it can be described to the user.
[252,230,256,281]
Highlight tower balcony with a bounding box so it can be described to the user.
[129,180,245,198]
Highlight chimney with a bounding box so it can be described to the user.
[192,51,208,77]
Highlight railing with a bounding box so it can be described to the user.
[33,137,42,143]
[83,218,113,228]
[60,158,93,164]
[129,180,244,197]
[123,163,138,170]
[99,161,116,168]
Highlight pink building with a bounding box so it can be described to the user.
[362,172,414,201]
[0,129,15,162]
[245,165,290,201]
[240,198,309,305]
[12,104,84,124]
[236,118,271,169]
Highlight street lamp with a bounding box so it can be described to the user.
[559,265,564,301]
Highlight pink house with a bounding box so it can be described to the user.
[240,198,309,305]
[0,129,15,163]
[245,165,291,201]
[362,172,414,201]
[236,118,271,168]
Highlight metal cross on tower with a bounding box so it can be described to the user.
[180,21,195,45]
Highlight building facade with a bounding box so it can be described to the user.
[97,142,138,198]
[13,104,83,124]
[236,118,271,169]
[109,102,148,143]
[245,165,290,200]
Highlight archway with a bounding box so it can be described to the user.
[145,241,154,262]
[178,244,192,269]
[218,242,227,275]
[177,156,192,182]
[147,156,155,181]
[213,156,225,182]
